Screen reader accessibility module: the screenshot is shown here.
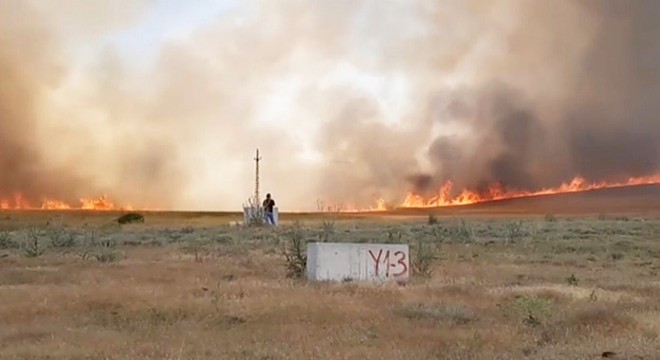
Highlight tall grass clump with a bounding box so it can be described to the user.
[281,221,307,279]
[180,240,209,263]
[505,220,527,243]
[78,230,121,263]
[512,295,553,327]
[48,226,77,248]
[0,230,18,249]
[411,240,439,278]
[243,197,265,227]
[95,235,119,263]
[318,220,335,242]
[566,273,580,286]
[386,228,404,243]
[21,228,45,257]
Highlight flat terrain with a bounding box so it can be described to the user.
[0,186,659,359]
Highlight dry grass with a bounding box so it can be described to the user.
[0,211,658,359]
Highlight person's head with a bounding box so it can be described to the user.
[266,193,271,199]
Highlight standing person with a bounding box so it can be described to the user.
[262,193,276,225]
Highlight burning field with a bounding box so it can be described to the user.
[0,195,128,211]
[2,174,660,214]
[330,174,660,213]
[1,0,660,358]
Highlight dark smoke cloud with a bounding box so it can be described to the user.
[318,1,660,204]
[563,2,660,183]
[424,84,548,193]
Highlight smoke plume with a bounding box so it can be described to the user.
[1,0,658,210]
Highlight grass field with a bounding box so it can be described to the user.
[1,189,659,359]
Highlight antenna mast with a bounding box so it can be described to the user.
[254,149,262,207]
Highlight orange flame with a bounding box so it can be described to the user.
[0,193,137,211]
[339,173,660,212]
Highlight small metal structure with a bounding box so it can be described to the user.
[242,149,278,226]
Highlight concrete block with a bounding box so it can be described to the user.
[272,207,279,225]
[306,242,410,282]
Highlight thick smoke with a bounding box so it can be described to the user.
[0,0,183,208]
[0,1,83,204]
[1,0,658,210]
[563,2,660,182]
[317,0,660,204]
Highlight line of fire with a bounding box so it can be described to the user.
[1,161,659,213]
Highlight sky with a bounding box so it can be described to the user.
[2,1,659,212]
[109,1,241,65]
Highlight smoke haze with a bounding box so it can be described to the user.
[1,0,658,210]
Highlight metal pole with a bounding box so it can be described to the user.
[254,149,261,207]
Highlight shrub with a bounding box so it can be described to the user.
[21,228,45,257]
[411,240,439,278]
[566,273,580,286]
[122,239,142,246]
[98,236,117,249]
[78,230,120,262]
[319,220,335,242]
[48,227,76,248]
[449,220,474,243]
[512,295,553,327]
[94,250,120,263]
[116,213,145,224]
[505,221,526,242]
[243,198,265,227]
[545,214,557,222]
[386,228,404,243]
[0,230,18,249]
[610,252,624,261]
[280,221,307,279]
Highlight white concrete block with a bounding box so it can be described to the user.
[306,242,410,282]
[272,207,279,225]
[242,206,256,225]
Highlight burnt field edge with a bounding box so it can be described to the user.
[0,183,658,218]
